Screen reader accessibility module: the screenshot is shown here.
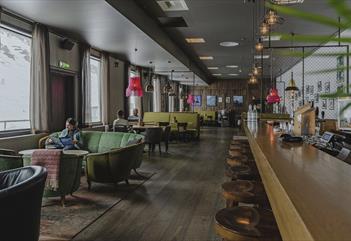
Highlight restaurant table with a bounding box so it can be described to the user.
[19,149,89,157]
[244,121,351,241]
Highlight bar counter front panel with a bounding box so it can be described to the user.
[245,122,351,241]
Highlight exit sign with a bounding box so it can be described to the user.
[58,61,70,69]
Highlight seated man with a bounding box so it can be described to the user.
[113,110,129,127]
[46,118,82,150]
[128,108,141,122]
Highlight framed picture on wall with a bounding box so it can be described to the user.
[337,55,345,90]
[233,96,244,106]
[325,82,330,93]
[207,96,217,107]
[310,85,314,95]
[315,94,319,104]
[318,81,322,92]
[226,97,231,104]
[218,97,223,103]
[322,99,327,109]
[329,99,335,110]
[194,95,202,107]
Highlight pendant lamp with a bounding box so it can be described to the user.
[126,71,143,97]
[266,88,281,104]
[285,72,299,91]
[145,69,154,92]
[187,94,194,105]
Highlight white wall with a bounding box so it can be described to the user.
[276,31,350,119]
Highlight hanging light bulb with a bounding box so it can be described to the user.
[266,9,278,25]
[266,88,281,104]
[285,72,299,92]
[248,74,258,84]
[255,38,264,52]
[145,71,154,92]
[253,65,261,76]
[260,21,269,36]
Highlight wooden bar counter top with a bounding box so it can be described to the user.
[244,122,351,241]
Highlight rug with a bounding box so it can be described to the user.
[39,171,154,241]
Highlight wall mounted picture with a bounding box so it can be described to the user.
[325,82,330,93]
[194,95,202,107]
[226,96,231,104]
[206,96,217,107]
[233,96,244,105]
[338,98,351,130]
[337,55,345,91]
[310,85,314,95]
[322,99,327,109]
[218,97,223,103]
[329,99,335,110]
[315,94,319,104]
[318,81,322,92]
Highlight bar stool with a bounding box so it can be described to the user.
[222,180,269,208]
[224,164,258,181]
[214,206,281,241]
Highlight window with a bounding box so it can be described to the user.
[90,56,101,123]
[0,25,31,131]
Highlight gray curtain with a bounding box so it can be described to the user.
[101,52,109,125]
[30,23,51,133]
[81,46,91,125]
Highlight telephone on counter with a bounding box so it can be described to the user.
[279,134,303,143]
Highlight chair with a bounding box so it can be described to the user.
[177,122,189,142]
[0,149,23,171]
[113,124,130,133]
[158,122,170,127]
[0,166,47,241]
[144,127,163,155]
[162,126,171,152]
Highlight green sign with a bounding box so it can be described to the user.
[58,61,70,69]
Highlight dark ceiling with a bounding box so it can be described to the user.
[118,0,347,81]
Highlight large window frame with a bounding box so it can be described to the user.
[0,23,32,134]
[89,55,102,124]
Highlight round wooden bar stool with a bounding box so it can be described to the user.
[214,206,281,241]
[224,164,257,181]
[222,180,269,208]
[226,156,249,167]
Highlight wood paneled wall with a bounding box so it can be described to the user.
[193,79,269,112]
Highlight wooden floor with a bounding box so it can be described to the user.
[73,127,237,241]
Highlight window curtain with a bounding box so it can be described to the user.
[30,23,51,133]
[81,46,91,125]
[153,76,161,112]
[101,52,109,125]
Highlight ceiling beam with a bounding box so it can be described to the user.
[106,0,212,84]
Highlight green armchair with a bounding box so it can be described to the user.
[0,149,23,171]
[22,152,82,206]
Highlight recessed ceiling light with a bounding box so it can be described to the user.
[254,55,270,59]
[213,74,222,76]
[200,56,214,60]
[262,36,281,41]
[186,38,205,43]
[226,65,238,68]
[208,67,219,70]
[220,41,239,47]
[228,74,239,76]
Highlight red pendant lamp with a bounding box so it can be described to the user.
[266,88,281,104]
[187,94,194,105]
[126,75,143,97]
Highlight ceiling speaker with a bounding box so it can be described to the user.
[61,39,75,50]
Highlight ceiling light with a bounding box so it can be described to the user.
[270,0,304,5]
[262,35,281,41]
[255,38,264,52]
[208,67,219,70]
[219,41,239,47]
[254,55,270,59]
[248,75,258,84]
[226,65,238,68]
[157,0,189,11]
[228,74,239,76]
[260,21,270,36]
[185,38,205,43]
[213,74,222,76]
[200,56,214,60]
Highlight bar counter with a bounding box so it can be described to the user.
[244,122,351,241]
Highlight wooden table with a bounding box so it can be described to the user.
[19,149,89,157]
[244,121,351,241]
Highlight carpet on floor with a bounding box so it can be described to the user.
[39,171,154,241]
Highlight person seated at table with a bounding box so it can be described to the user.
[128,108,141,122]
[113,110,129,127]
[46,118,82,150]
